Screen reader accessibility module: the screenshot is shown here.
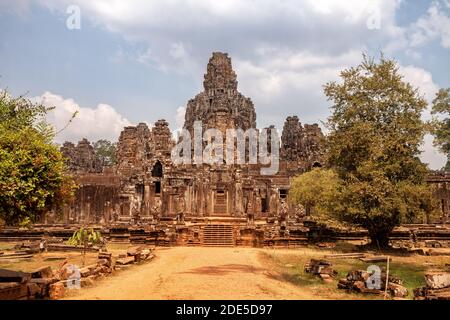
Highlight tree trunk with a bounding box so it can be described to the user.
[82,241,87,267]
[368,228,391,249]
[305,204,311,216]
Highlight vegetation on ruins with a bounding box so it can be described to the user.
[431,88,450,171]
[93,139,117,166]
[0,90,76,226]
[67,227,103,266]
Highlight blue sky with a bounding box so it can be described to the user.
[0,0,449,169]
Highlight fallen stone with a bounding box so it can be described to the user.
[425,272,450,289]
[388,282,408,298]
[116,256,135,265]
[80,277,94,288]
[0,282,28,300]
[305,259,338,280]
[324,253,366,259]
[319,274,333,282]
[30,277,58,286]
[351,281,366,292]
[0,269,31,283]
[98,252,112,266]
[346,270,370,282]
[98,252,112,259]
[99,266,112,274]
[414,286,450,300]
[79,264,97,278]
[49,281,65,300]
[127,246,142,257]
[27,282,41,299]
[97,258,110,267]
[408,248,428,255]
[427,248,450,256]
[31,266,53,279]
[359,256,389,263]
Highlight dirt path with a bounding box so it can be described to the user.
[66,247,315,300]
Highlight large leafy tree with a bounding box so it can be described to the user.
[0,91,75,225]
[431,88,450,171]
[323,55,437,247]
[93,139,117,166]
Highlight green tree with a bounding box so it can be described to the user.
[323,54,437,247]
[67,227,103,266]
[431,88,450,171]
[290,168,341,216]
[0,90,76,225]
[93,139,117,166]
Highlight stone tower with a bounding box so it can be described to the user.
[281,116,325,169]
[184,52,257,135]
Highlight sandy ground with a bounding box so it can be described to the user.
[65,247,316,300]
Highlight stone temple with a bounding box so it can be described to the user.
[52,52,329,245]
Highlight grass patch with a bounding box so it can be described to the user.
[260,245,447,300]
[0,242,16,251]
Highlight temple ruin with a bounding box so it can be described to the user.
[45,52,448,246]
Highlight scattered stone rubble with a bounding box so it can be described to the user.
[0,267,58,300]
[115,246,154,266]
[0,246,155,300]
[337,270,408,298]
[414,272,450,300]
[304,259,338,281]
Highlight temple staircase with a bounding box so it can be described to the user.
[201,224,235,247]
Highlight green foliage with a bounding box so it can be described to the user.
[67,227,103,246]
[322,54,437,246]
[0,90,76,225]
[93,139,117,166]
[18,217,32,229]
[0,91,55,140]
[67,227,103,266]
[431,88,450,171]
[290,168,341,215]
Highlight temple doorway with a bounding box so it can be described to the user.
[213,190,228,215]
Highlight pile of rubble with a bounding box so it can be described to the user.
[0,246,155,300]
[0,266,58,300]
[337,270,408,298]
[414,272,450,300]
[115,246,154,267]
[304,259,338,282]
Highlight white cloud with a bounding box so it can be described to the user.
[399,65,439,103]
[175,106,186,130]
[35,91,132,144]
[407,1,450,49]
[27,0,401,73]
[420,134,447,170]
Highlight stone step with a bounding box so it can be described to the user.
[202,224,235,247]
